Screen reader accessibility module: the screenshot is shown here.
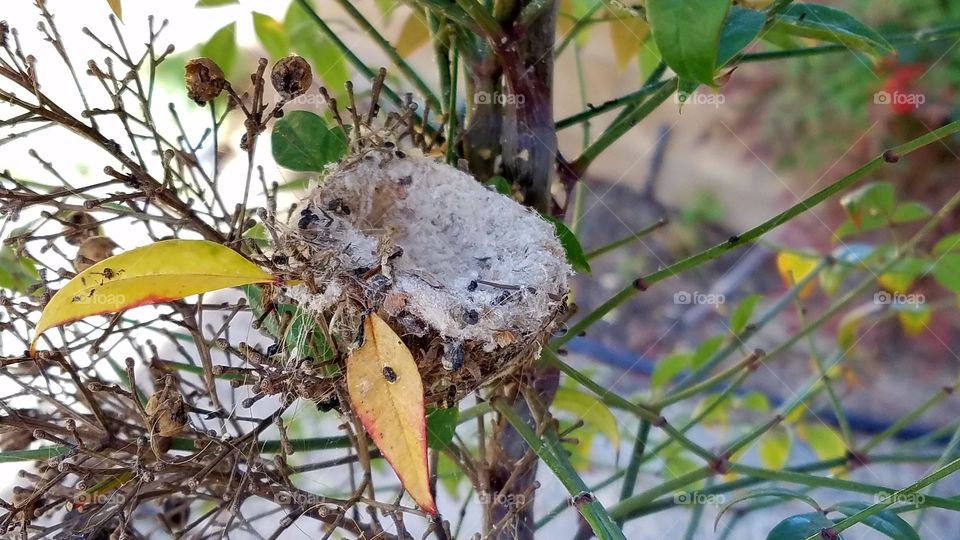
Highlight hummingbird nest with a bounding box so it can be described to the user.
[270,85,571,406]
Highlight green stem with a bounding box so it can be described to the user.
[570,80,676,174]
[492,399,627,540]
[455,0,506,40]
[617,420,650,509]
[607,467,714,521]
[585,219,668,260]
[859,388,952,453]
[334,0,441,111]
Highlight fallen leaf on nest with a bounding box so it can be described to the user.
[346,312,435,514]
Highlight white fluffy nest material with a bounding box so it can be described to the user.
[280,148,571,398]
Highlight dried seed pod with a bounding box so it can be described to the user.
[271,55,312,100]
[145,389,188,438]
[184,57,226,105]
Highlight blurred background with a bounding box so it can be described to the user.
[3,0,960,538]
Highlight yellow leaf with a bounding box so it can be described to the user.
[878,273,913,294]
[106,0,122,20]
[553,387,620,451]
[757,426,791,470]
[347,312,435,514]
[557,0,574,35]
[395,12,430,58]
[775,252,819,299]
[796,423,846,461]
[31,240,275,353]
[897,307,930,337]
[608,10,649,70]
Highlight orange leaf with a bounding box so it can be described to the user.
[347,313,435,514]
[106,0,122,20]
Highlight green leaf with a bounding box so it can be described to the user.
[0,446,71,463]
[836,302,882,351]
[0,247,38,294]
[740,391,770,413]
[547,217,591,273]
[196,0,238,6]
[891,202,931,224]
[552,387,620,450]
[691,335,724,369]
[436,452,465,496]
[200,23,237,77]
[646,0,731,86]
[932,253,960,292]
[241,285,332,362]
[272,111,348,172]
[819,264,848,296]
[840,181,895,227]
[831,501,920,540]
[485,176,512,196]
[729,294,760,334]
[716,6,764,67]
[766,512,840,540]
[770,3,893,59]
[425,406,459,450]
[285,3,349,92]
[651,352,692,389]
[716,488,821,532]
[758,426,791,470]
[253,12,290,60]
[243,222,270,248]
[933,232,960,255]
[878,257,928,294]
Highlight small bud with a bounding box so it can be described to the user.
[271,55,312,100]
[184,58,226,105]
